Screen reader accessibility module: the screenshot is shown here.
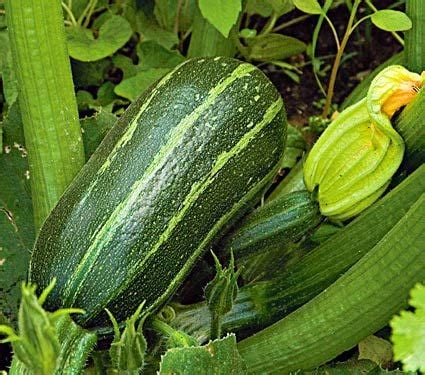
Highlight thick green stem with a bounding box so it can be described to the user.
[188,3,236,58]
[6,0,85,230]
[396,88,425,171]
[209,313,221,341]
[405,0,425,72]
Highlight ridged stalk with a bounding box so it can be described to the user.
[188,4,236,58]
[171,165,424,342]
[6,0,85,230]
[396,87,425,170]
[405,0,425,72]
[238,176,425,373]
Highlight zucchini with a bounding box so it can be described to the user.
[29,57,287,330]
[220,191,321,259]
[238,170,425,373]
[171,165,425,342]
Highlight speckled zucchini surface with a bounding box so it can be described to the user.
[29,57,287,329]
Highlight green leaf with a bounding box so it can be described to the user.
[198,0,242,38]
[0,103,34,322]
[80,109,117,159]
[137,41,185,69]
[71,59,111,88]
[247,34,306,62]
[246,0,273,17]
[123,0,178,49]
[371,10,412,32]
[114,68,170,101]
[267,0,294,16]
[67,15,133,62]
[159,334,247,374]
[358,335,393,368]
[154,0,196,32]
[278,123,305,169]
[112,54,139,79]
[293,0,322,15]
[391,283,425,373]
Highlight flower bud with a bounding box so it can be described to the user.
[304,66,424,220]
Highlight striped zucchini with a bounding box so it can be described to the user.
[29,57,287,330]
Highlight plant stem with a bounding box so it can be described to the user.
[322,0,361,118]
[188,2,236,58]
[6,0,85,230]
[260,12,278,35]
[404,0,425,72]
[272,14,310,32]
[209,313,221,340]
[82,0,98,28]
[61,1,77,26]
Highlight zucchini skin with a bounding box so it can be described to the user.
[220,191,321,259]
[29,57,287,329]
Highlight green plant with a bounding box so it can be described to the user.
[0,281,96,374]
[294,0,413,118]
[391,283,425,373]
[5,0,85,230]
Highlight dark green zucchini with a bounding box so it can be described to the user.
[220,190,321,259]
[29,57,287,330]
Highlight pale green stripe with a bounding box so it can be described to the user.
[63,63,256,305]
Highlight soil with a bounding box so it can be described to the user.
[266,0,402,124]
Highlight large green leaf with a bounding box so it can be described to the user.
[247,34,306,62]
[279,124,305,169]
[391,283,425,373]
[137,41,185,69]
[114,68,170,101]
[0,103,34,321]
[81,110,117,159]
[159,334,247,374]
[122,0,178,49]
[198,0,241,38]
[67,15,133,62]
